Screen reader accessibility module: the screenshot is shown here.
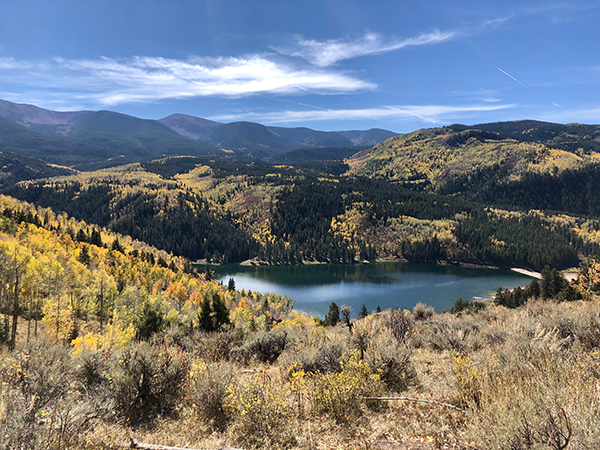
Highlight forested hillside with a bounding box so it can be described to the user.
[5,155,600,270]
[0,150,75,187]
[0,194,294,350]
[347,122,600,216]
[456,120,600,154]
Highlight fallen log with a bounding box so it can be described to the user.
[127,437,243,450]
[365,397,472,415]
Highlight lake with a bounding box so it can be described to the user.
[214,261,532,317]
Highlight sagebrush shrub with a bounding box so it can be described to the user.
[364,331,418,392]
[182,329,242,361]
[109,341,188,425]
[0,340,91,450]
[384,308,414,343]
[412,302,434,321]
[190,360,236,430]
[231,329,288,364]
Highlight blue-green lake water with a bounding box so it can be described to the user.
[215,262,532,317]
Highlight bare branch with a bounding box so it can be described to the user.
[365,396,472,416]
[126,437,244,450]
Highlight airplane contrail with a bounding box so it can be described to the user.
[260,95,328,111]
[497,67,526,86]
[552,101,567,111]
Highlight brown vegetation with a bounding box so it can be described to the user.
[3,291,600,449]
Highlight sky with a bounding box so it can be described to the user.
[0,0,599,132]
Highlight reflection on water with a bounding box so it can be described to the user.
[214,261,531,317]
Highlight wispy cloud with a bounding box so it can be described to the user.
[481,15,514,27]
[275,15,512,67]
[520,2,600,22]
[0,55,376,107]
[276,30,456,67]
[0,57,33,69]
[541,106,600,123]
[209,103,515,124]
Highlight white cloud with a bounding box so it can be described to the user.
[209,103,515,124]
[481,15,514,27]
[0,55,375,106]
[0,57,33,69]
[277,30,455,67]
[541,106,600,123]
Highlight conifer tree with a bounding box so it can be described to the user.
[199,294,214,331]
[89,229,103,247]
[212,292,230,329]
[325,301,340,326]
[78,244,91,266]
[358,304,369,319]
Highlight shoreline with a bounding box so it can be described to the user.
[511,267,578,282]
[511,268,542,279]
[204,260,579,283]
[236,257,508,270]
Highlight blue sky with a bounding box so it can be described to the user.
[1,0,599,132]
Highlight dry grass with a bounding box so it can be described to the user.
[2,299,600,449]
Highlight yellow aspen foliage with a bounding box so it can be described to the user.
[71,330,101,355]
[165,308,180,324]
[453,353,482,408]
[275,310,315,329]
[152,279,165,295]
[42,293,74,342]
[100,318,136,349]
[189,291,201,307]
[165,281,188,309]
[313,349,385,422]
[575,258,600,300]
[231,302,255,332]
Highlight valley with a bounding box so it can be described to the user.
[2,98,600,450]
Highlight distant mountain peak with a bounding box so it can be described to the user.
[159,113,221,128]
[0,98,92,134]
[159,113,222,140]
[0,98,401,163]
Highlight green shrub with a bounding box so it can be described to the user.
[0,341,86,450]
[190,361,236,431]
[135,303,165,340]
[364,332,418,392]
[231,329,288,364]
[109,341,188,425]
[450,297,471,315]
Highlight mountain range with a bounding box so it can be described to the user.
[0,99,398,167]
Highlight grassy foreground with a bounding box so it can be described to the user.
[2,294,600,450]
